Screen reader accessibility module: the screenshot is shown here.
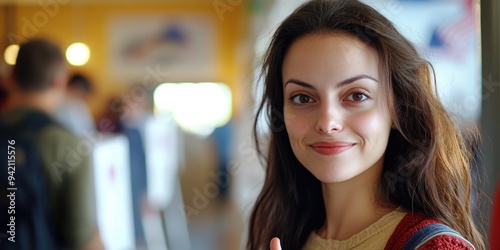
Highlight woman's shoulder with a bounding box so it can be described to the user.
[416,234,474,250]
[385,212,474,250]
[386,212,440,248]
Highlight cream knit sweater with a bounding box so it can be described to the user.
[302,209,406,250]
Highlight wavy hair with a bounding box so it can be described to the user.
[248,0,484,249]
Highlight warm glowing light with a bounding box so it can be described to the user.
[154,82,232,137]
[4,44,20,65]
[66,43,90,66]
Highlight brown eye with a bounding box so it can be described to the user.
[347,92,368,102]
[291,94,314,104]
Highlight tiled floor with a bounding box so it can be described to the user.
[188,199,243,250]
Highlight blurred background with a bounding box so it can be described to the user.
[0,0,498,249]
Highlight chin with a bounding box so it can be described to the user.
[308,167,358,184]
[315,176,356,184]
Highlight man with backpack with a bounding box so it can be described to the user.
[0,39,103,250]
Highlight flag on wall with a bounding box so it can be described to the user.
[427,0,476,61]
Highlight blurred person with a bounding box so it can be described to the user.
[121,91,151,250]
[210,119,235,200]
[96,97,125,134]
[95,87,190,249]
[248,0,484,249]
[0,39,103,250]
[119,85,191,249]
[55,73,95,138]
[120,86,191,249]
[98,89,152,249]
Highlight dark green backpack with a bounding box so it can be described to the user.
[0,110,61,250]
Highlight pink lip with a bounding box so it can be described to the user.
[309,142,355,155]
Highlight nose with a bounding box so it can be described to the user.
[315,103,343,134]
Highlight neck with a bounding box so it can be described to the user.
[318,158,395,240]
[6,90,59,114]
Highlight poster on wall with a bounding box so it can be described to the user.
[108,14,218,81]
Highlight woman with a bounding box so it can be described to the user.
[247,0,484,249]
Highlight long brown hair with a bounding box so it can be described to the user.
[248,0,484,249]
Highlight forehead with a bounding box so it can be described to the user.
[282,32,381,85]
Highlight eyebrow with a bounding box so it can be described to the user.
[284,74,378,89]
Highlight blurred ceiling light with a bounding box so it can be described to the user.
[66,42,90,66]
[4,44,19,65]
[154,82,232,137]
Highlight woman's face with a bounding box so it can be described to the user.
[282,33,392,183]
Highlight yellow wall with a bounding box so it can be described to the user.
[6,1,249,118]
[0,8,4,48]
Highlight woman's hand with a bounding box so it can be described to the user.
[270,237,282,250]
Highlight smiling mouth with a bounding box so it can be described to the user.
[309,142,355,155]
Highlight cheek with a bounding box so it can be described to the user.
[284,109,298,123]
[284,110,308,139]
[350,109,391,140]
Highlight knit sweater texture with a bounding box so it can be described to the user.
[302,211,474,249]
[385,213,474,250]
[302,208,406,249]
